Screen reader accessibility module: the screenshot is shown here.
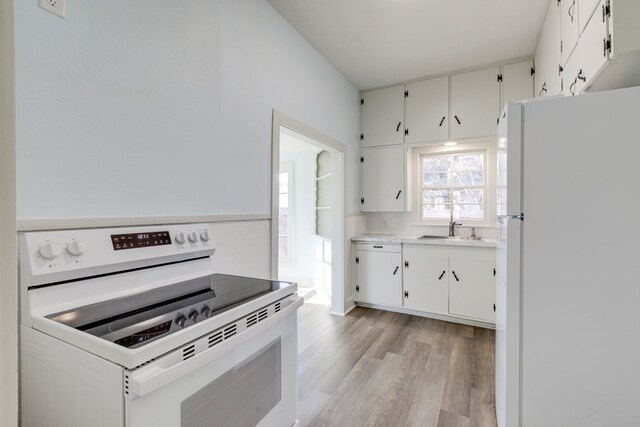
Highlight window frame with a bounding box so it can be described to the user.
[412,140,497,227]
[278,161,294,262]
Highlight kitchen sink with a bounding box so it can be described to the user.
[418,235,468,240]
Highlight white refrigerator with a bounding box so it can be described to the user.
[495,86,640,427]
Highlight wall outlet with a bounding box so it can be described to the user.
[38,0,66,19]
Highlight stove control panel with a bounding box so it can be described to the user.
[21,223,216,286]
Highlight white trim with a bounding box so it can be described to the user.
[355,303,495,329]
[17,214,270,232]
[0,0,17,424]
[271,110,347,315]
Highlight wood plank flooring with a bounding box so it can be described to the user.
[297,303,497,427]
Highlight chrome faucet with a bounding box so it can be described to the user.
[449,215,462,237]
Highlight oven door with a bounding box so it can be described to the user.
[125,296,302,427]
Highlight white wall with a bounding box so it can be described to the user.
[1,0,18,424]
[14,0,361,220]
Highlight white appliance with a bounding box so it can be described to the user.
[495,86,640,427]
[20,224,303,427]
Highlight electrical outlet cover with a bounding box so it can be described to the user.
[38,0,66,19]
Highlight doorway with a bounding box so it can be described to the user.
[271,111,346,314]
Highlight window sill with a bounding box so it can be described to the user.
[411,223,497,229]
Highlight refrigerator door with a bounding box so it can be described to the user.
[520,87,640,426]
[495,102,523,427]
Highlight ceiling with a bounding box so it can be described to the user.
[267,0,550,90]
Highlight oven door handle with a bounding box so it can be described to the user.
[126,295,303,398]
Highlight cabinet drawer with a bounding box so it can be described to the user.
[355,243,401,253]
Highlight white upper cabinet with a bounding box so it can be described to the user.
[361,145,405,212]
[535,1,562,97]
[577,0,608,91]
[562,48,581,96]
[501,60,534,107]
[579,0,602,33]
[450,67,501,139]
[361,85,405,148]
[560,0,580,65]
[405,77,449,144]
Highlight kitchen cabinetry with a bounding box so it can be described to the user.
[402,245,449,314]
[450,67,501,140]
[560,0,580,65]
[361,85,405,148]
[405,77,449,144]
[355,244,402,307]
[448,249,496,322]
[501,60,534,106]
[535,1,562,97]
[361,145,406,212]
[579,0,601,33]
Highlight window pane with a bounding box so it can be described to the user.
[278,212,288,235]
[423,156,451,173]
[449,171,484,186]
[453,154,484,172]
[423,172,448,187]
[278,236,289,258]
[279,172,288,193]
[423,204,451,219]
[453,188,484,204]
[454,204,484,220]
[423,189,450,205]
[279,194,288,208]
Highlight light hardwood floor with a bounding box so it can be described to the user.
[297,303,497,427]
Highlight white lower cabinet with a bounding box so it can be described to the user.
[448,248,497,323]
[355,244,402,307]
[355,242,496,326]
[402,245,449,315]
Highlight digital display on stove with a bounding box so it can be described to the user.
[111,231,172,251]
[114,321,173,348]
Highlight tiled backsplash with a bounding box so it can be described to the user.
[210,220,271,279]
[364,212,498,239]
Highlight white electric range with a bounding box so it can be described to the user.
[20,224,302,427]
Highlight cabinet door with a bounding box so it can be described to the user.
[361,145,405,212]
[535,1,562,97]
[450,67,500,139]
[449,249,496,322]
[578,0,608,91]
[562,50,581,96]
[356,250,402,307]
[501,60,534,107]
[405,77,449,144]
[579,0,602,33]
[361,85,405,148]
[560,0,580,65]
[402,245,449,315]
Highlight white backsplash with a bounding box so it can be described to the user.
[364,212,498,240]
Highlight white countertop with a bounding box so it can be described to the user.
[352,234,497,248]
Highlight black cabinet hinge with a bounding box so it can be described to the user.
[560,40,563,53]
[404,129,409,136]
[360,197,365,205]
[404,291,409,298]
[355,257,359,264]
[531,66,535,76]
[360,156,364,163]
[497,73,503,82]
[603,1,610,22]
[360,98,364,106]
[493,268,496,277]
[404,261,409,268]
[497,117,500,125]
[604,35,612,56]
[494,303,496,312]
[404,90,409,98]
[356,285,360,292]
[559,65,564,75]
[360,133,364,141]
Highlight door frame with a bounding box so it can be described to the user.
[271,110,347,315]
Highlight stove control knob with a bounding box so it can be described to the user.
[39,241,62,260]
[200,230,210,242]
[175,314,187,328]
[188,310,199,323]
[67,239,87,256]
[175,232,186,244]
[201,306,211,318]
[188,231,198,243]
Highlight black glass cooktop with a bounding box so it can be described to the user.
[47,274,295,348]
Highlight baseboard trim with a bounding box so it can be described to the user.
[17,213,271,232]
[355,302,495,329]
